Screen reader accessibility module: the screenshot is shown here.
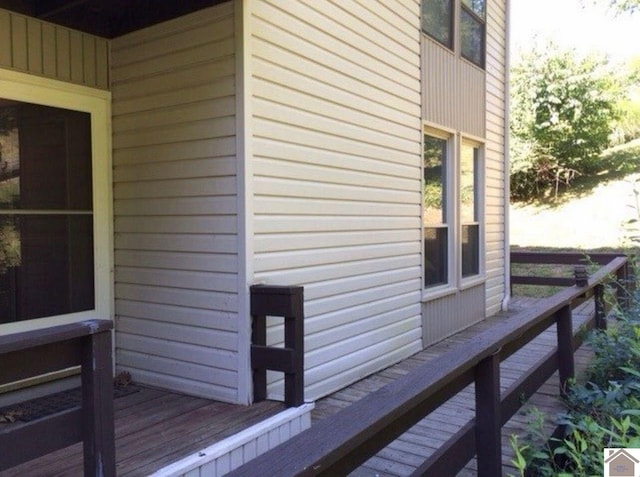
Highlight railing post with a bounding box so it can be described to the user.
[251,285,304,407]
[475,352,501,477]
[594,284,607,330]
[81,329,116,477]
[556,305,575,398]
[616,261,634,312]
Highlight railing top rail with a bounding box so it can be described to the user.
[511,251,626,265]
[0,319,113,354]
[228,255,628,477]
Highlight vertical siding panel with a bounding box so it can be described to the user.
[0,9,109,89]
[41,23,57,77]
[69,30,84,83]
[55,27,71,81]
[0,11,11,68]
[95,38,109,89]
[251,0,423,401]
[423,285,485,346]
[112,3,239,402]
[26,17,42,74]
[83,35,96,86]
[10,14,27,70]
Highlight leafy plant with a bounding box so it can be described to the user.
[510,300,640,476]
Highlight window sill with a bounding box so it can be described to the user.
[421,285,458,302]
[460,275,486,291]
[421,275,486,302]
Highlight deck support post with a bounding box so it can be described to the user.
[81,330,116,477]
[475,352,501,477]
[594,284,607,330]
[556,305,575,398]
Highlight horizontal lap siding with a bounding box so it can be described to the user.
[0,9,108,89]
[250,0,423,401]
[485,0,507,315]
[112,3,239,402]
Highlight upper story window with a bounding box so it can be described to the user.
[421,0,453,49]
[460,0,486,67]
[422,0,486,69]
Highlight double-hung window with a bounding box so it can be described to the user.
[423,130,483,292]
[460,141,480,277]
[423,133,450,288]
[0,70,111,330]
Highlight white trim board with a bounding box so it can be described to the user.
[152,403,314,477]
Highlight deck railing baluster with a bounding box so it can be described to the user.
[556,305,575,399]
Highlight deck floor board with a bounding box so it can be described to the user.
[1,388,284,477]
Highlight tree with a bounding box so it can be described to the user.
[510,44,620,200]
[582,0,639,14]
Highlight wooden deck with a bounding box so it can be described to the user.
[312,297,596,476]
[1,386,284,476]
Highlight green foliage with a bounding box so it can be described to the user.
[510,44,621,201]
[510,310,640,476]
[586,0,640,14]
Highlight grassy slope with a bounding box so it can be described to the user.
[510,139,640,251]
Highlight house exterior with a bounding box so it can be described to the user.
[0,0,509,411]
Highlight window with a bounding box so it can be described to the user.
[460,0,485,67]
[421,0,453,48]
[460,142,480,277]
[0,100,94,323]
[423,131,483,292]
[422,0,486,68]
[0,69,111,330]
[423,134,450,288]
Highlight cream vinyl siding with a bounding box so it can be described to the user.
[485,0,508,315]
[0,9,109,89]
[249,0,423,401]
[112,3,239,402]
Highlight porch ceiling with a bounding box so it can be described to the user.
[0,0,229,38]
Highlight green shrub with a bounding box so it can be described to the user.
[511,309,640,476]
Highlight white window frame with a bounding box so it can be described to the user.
[422,125,485,300]
[0,68,113,334]
[458,135,485,290]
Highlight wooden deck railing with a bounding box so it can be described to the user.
[229,254,630,477]
[0,320,115,476]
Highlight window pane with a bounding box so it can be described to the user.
[460,143,478,223]
[424,227,448,287]
[0,100,92,211]
[422,0,453,48]
[424,135,447,225]
[0,98,94,323]
[462,224,479,277]
[461,8,484,67]
[0,215,94,323]
[462,0,486,18]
